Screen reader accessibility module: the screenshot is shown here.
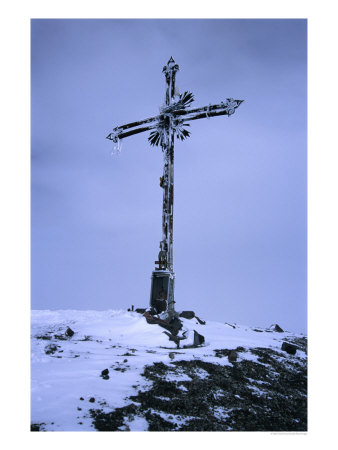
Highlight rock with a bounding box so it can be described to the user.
[89,397,95,403]
[179,311,195,319]
[101,368,110,380]
[193,330,205,347]
[169,352,175,360]
[271,324,284,333]
[281,342,297,355]
[195,316,206,325]
[228,350,238,363]
[44,344,59,355]
[54,334,67,340]
[80,397,84,401]
[65,327,75,337]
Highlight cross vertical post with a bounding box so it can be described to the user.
[106,57,243,319]
[150,57,179,319]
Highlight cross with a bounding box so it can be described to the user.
[107,57,243,320]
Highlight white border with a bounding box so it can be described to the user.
[1,0,337,447]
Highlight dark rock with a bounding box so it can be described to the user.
[195,316,206,325]
[214,347,245,358]
[179,311,195,319]
[44,344,59,355]
[271,324,284,332]
[31,423,45,432]
[228,350,238,363]
[281,342,297,355]
[193,330,205,347]
[36,335,52,340]
[80,397,84,400]
[89,397,96,403]
[65,327,75,337]
[101,368,109,377]
[54,334,67,340]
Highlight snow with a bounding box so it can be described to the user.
[31,309,305,431]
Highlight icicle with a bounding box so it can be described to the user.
[110,137,123,156]
[205,104,211,119]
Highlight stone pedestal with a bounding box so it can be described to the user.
[150,270,175,315]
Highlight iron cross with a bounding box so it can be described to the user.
[107,57,243,320]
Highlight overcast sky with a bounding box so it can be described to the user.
[31,19,307,333]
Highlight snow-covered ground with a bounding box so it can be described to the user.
[31,310,306,431]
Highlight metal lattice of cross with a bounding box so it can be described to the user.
[107,57,243,320]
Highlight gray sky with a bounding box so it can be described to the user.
[31,19,307,333]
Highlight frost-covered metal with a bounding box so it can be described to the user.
[106,57,243,318]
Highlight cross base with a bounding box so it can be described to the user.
[149,270,176,318]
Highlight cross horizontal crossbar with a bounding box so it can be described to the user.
[106,100,243,142]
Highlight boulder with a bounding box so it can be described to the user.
[281,342,297,355]
[228,350,238,363]
[272,324,284,333]
[135,308,146,314]
[179,311,195,319]
[65,327,75,337]
[195,316,206,325]
[193,330,205,347]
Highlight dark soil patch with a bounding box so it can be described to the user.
[214,346,246,358]
[54,334,67,341]
[90,346,307,432]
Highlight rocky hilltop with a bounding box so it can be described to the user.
[31,310,307,432]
